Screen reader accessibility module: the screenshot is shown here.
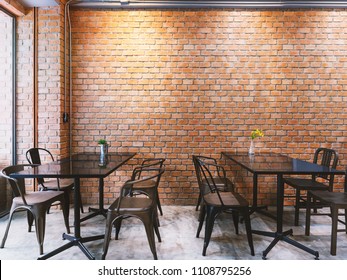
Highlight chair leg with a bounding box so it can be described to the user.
[313,197,318,213]
[114,218,123,240]
[102,212,117,260]
[156,190,163,216]
[154,205,160,228]
[1,209,16,249]
[61,198,70,234]
[196,205,206,238]
[196,192,202,211]
[330,206,338,256]
[241,208,254,256]
[63,191,70,223]
[305,192,312,236]
[198,201,205,222]
[27,210,34,232]
[202,206,219,256]
[232,210,239,235]
[294,188,301,226]
[153,212,161,242]
[33,211,46,255]
[140,211,158,260]
[78,191,84,213]
[154,223,161,243]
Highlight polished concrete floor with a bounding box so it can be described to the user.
[0,205,346,260]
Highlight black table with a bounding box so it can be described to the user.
[10,152,136,260]
[221,151,346,259]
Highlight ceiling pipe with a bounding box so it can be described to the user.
[70,0,347,9]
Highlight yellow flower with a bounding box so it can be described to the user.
[251,129,264,140]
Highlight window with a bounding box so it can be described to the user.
[0,8,16,217]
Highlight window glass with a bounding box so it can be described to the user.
[0,8,15,216]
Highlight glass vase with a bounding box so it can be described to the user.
[99,144,108,166]
[248,139,255,155]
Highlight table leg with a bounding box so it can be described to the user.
[80,178,108,222]
[253,174,319,260]
[248,173,276,220]
[37,178,104,260]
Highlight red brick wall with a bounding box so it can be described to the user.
[14,4,68,195]
[68,9,347,206]
[36,5,69,158]
[16,4,69,161]
[15,7,347,206]
[16,10,34,163]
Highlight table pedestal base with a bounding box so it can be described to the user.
[80,178,108,223]
[37,233,104,260]
[80,207,107,222]
[252,229,319,260]
[249,205,277,220]
[241,205,276,223]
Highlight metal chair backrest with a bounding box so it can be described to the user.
[141,158,165,168]
[192,155,204,191]
[26,148,55,186]
[193,155,226,190]
[313,148,339,186]
[117,167,165,212]
[134,158,166,180]
[192,155,216,182]
[194,156,227,206]
[1,164,37,205]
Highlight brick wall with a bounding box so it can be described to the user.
[16,10,34,163]
[37,4,69,158]
[14,4,68,196]
[68,9,347,206]
[16,4,69,161]
[14,7,347,206]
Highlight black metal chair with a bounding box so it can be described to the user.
[284,148,338,226]
[193,155,235,211]
[124,158,165,216]
[117,163,165,240]
[305,188,347,255]
[193,155,254,257]
[0,164,70,255]
[102,167,165,260]
[26,147,84,215]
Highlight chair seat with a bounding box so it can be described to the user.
[132,179,157,190]
[109,197,153,212]
[204,192,249,208]
[309,191,347,208]
[202,177,234,191]
[122,180,157,198]
[306,190,347,256]
[13,191,65,205]
[40,178,74,190]
[283,177,330,190]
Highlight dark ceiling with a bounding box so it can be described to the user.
[13,0,347,9]
[69,0,347,9]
